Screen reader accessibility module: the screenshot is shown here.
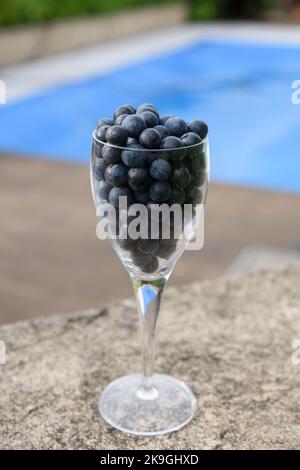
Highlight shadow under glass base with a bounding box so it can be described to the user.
[99,373,196,436]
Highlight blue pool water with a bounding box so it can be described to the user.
[0,40,300,192]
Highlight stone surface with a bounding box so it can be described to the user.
[1,267,300,449]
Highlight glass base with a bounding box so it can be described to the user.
[99,373,196,436]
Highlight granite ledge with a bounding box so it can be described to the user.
[1,266,300,450]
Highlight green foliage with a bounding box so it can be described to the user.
[0,0,280,27]
[0,0,177,27]
[189,0,217,20]
[190,0,279,20]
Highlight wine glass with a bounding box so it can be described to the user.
[90,130,209,436]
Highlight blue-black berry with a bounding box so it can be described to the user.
[156,243,176,260]
[121,144,148,168]
[165,117,188,137]
[106,125,128,146]
[160,115,173,125]
[150,181,172,203]
[127,168,150,191]
[122,114,146,138]
[167,188,185,205]
[160,136,186,161]
[186,156,205,175]
[137,239,159,255]
[105,164,127,187]
[116,233,136,251]
[95,125,110,143]
[98,180,112,201]
[161,136,184,150]
[115,114,129,125]
[137,103,159,117]
[94,158,108,181]
[102,145,121,164]
[139,111,159,128]
[150,159,171,181]
[139,128,161,149]
[109,186,134,207]
[134,190,150,204]
[132,249,159,273]
[154,125,169,139]
[93,140,103,158]
[185,185,203,204]
[171,166,191,188]
[127,137,139,145]
[97,118,113,128]
[114,104,135,119]
[188,120,208,139]
[181,132,202,147]
[147,152,158,166]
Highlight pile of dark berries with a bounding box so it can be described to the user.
[93,103,208,274]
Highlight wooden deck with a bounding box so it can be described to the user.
[1,153,300,324]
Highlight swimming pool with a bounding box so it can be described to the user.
[0,40,299,192]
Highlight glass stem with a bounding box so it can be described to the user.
[131,277,167,398]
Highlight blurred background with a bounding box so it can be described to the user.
[0,0,300,324]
